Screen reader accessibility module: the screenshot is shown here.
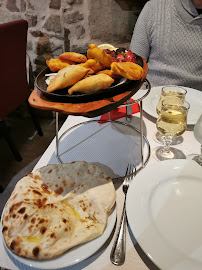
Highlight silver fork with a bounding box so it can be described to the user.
[110,164,136,266]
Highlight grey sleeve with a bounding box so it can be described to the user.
[129,1,153,62]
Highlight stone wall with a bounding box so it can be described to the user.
[0,0,147,79]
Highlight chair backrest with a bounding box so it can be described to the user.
[0,19,30,121]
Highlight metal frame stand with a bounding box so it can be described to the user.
[55,79,151,171]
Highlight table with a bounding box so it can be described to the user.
[0,107,199,270]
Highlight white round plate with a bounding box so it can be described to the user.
[126,159,202,270]
[143,86,202,125]
[1,207,116,269]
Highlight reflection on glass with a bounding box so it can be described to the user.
[188,114,202,166]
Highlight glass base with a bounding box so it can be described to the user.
[153,132,184,145]
[154,146,186,161]
[187,154,202,166]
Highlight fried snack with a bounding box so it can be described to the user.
[68,74,114,95]
[87,44,113,68]
[46,58,72,72]
[80,59,104,73]
[59,52,87,63]
[96,69,112,76]
[111,62,144,80]
[47,65,94,93]
[96,69,122,79]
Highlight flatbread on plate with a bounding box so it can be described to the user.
[2,161,116,260]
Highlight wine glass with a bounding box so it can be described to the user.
[188,114,202,165]
[154,99,190,161]
[154,86,187,145]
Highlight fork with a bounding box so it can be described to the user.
[110,164,136,266]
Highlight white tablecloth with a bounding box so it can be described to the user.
[0,109,200,270]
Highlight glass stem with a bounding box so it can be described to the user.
[199,145,202,163]
[162,136,172,154]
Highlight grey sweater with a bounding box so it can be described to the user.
[130,0,202,91]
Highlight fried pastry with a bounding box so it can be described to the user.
[80,59,104,73]
[111,62,144,80]
[96,69,122,79]
[47,65,94,93]
[46,58,72,72]
[87,44,113,68]
[96,69,112,76]
[59,52,87,63]
[68,74,114,95]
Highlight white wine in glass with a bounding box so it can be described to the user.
[154,86,187,145]
[156,86,187,115]
[155,99,190,161]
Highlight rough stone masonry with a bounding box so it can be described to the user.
[0,0,147,83]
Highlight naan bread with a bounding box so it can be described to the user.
[47,65,94,93]
[2,161,116,260]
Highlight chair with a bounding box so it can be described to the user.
[0,19,43,162]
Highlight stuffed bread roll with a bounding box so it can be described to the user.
[59,52,87,63]
[68,74,114,95]
[87,44,113,68]
[47,65,94,93]
[46,58,71,72]
[111,62,144,80]
[79,59,104,73]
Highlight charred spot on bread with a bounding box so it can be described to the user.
[32,190,42,196]
[31,217,36,224]
[10,239,20,250]
[9,202,22,214]
[2,226,8,232]
[50,232,56,238]
[40,227,47,235]
[39,218,45,224]
[18,207,26,214]
[24,214,28,220]
[33,247,40,257]
[34,198,47,208]
[62,180,67,187]
[55,186,64,195]
[41,183,50,194]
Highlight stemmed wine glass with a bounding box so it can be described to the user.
[154,86,187,144]
[188,114,202,165]
[154,99,190,161]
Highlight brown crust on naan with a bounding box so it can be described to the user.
[2,161,116,260]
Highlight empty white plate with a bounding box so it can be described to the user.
[126,159,202,270]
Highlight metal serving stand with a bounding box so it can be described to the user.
[55,79,151,174]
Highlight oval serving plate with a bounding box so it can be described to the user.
[35,54,145,104]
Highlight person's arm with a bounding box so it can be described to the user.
[129,1,153,62]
